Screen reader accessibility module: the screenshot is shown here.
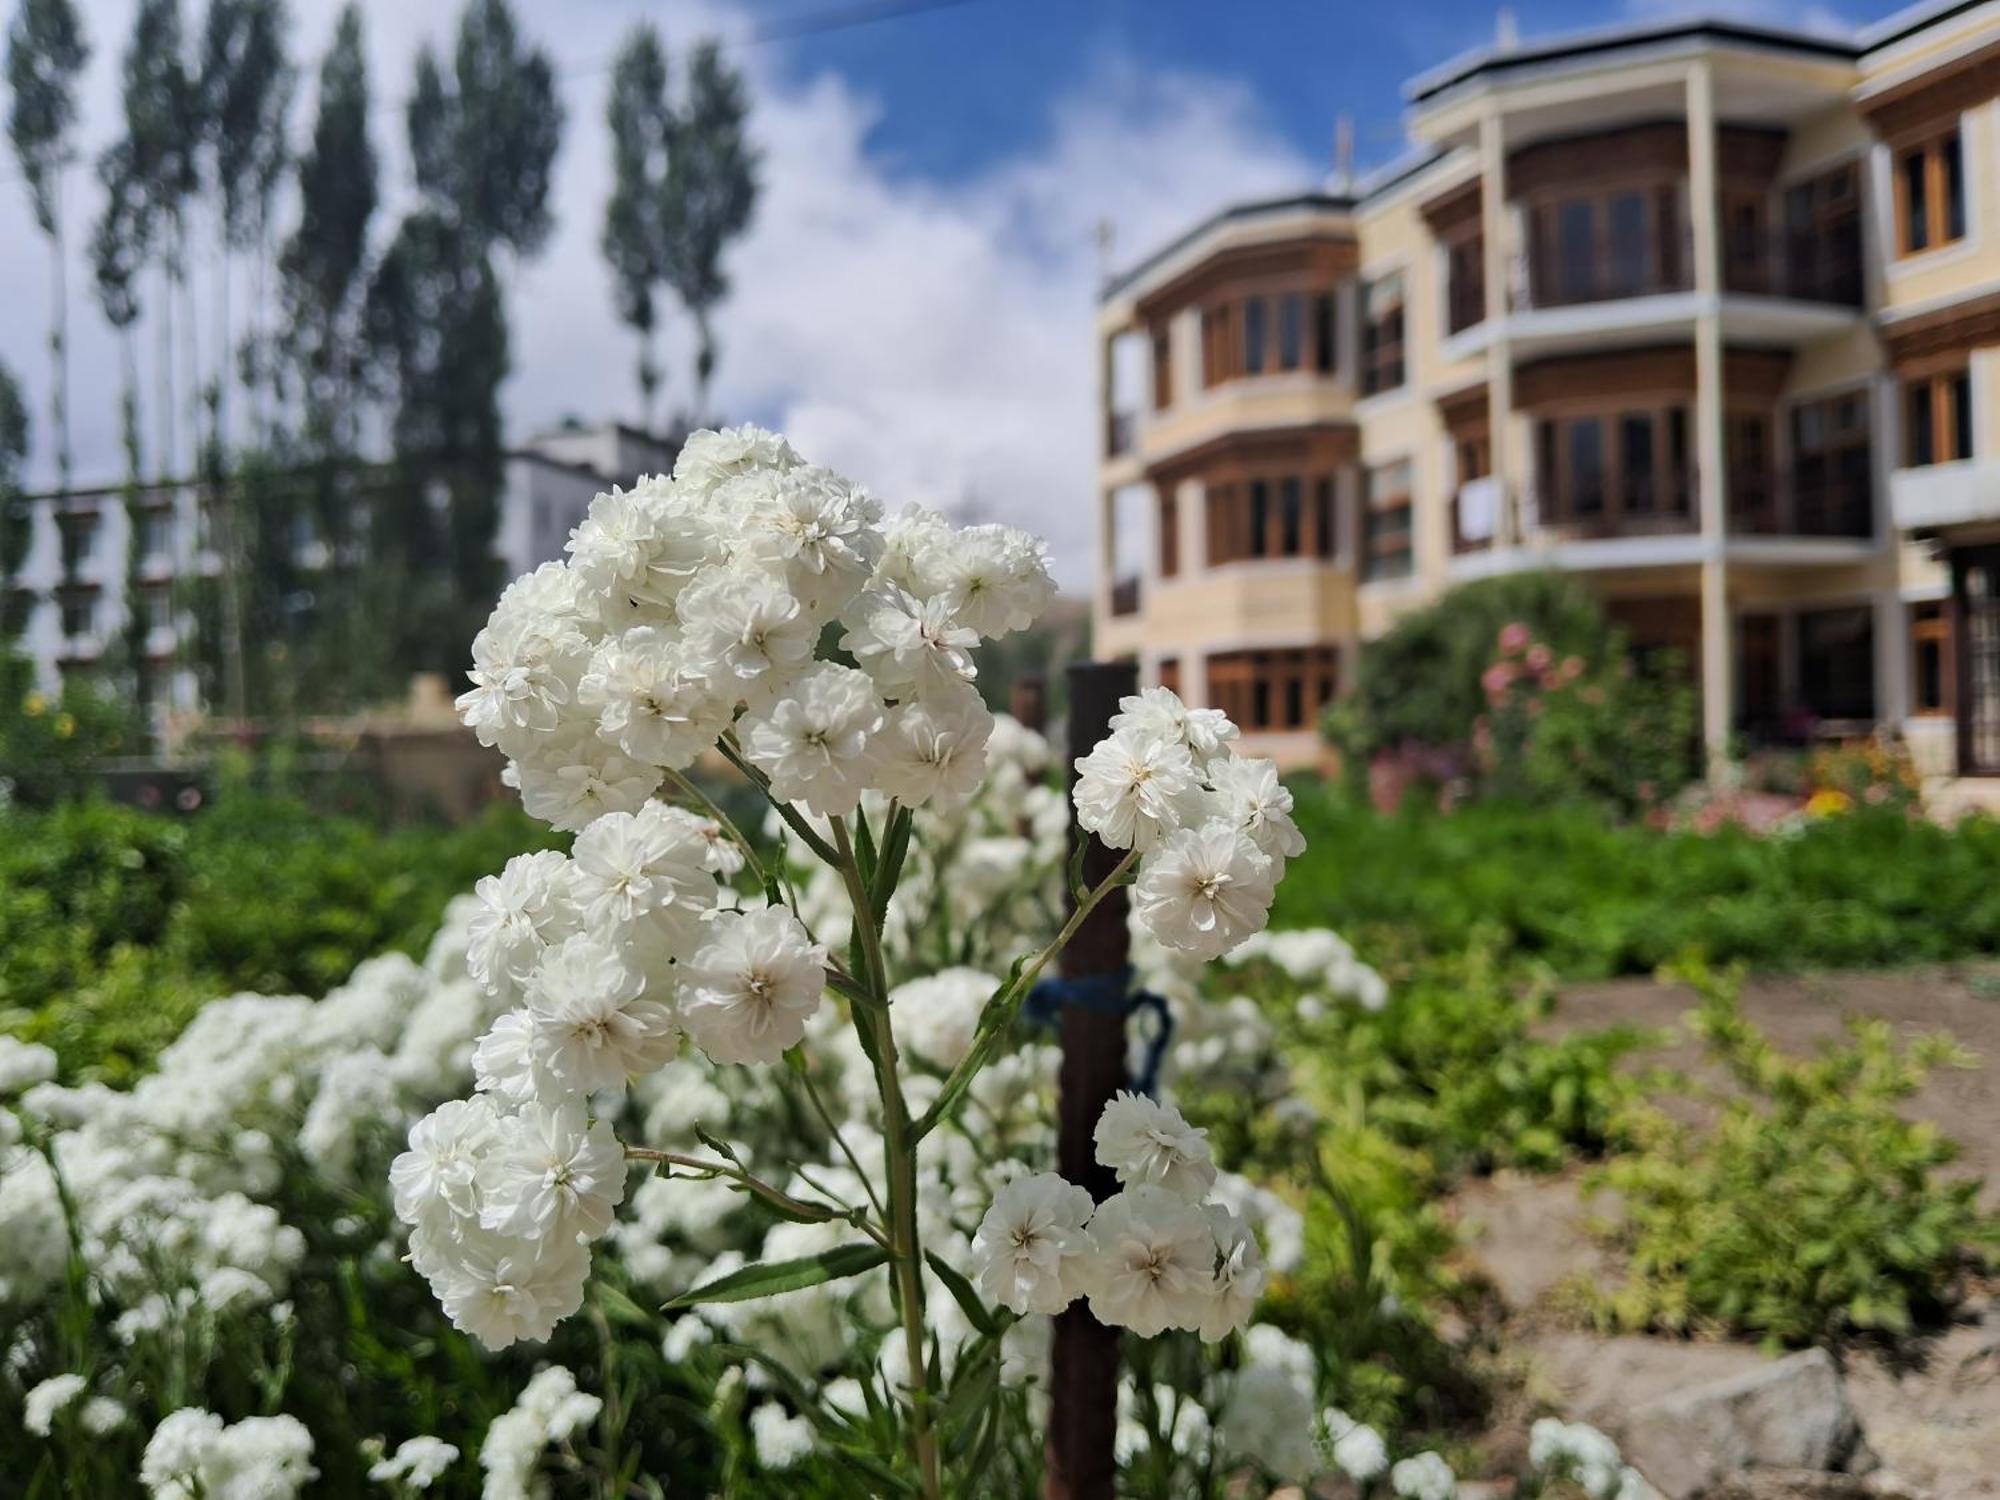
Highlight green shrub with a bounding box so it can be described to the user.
[1583,962,1995,1346]
[1327,571,1606,761]
[1276,786,2000,979]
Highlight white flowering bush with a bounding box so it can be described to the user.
[396,425,1334,1495]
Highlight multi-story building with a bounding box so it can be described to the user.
[1094,0,2000,776]
[6,420,676,716]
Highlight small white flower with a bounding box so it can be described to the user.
[1075,1185,1215,1337]
[1133,820,1276,959]
[1092,1092,1217,1200]
[0,1037,57,1095]
[876,687,993,808]
[524,934,680,1093]
[24,1373,86,1436]
[569,802,719,958]
[1196,1204,1265,1341]
[741,662,886,817]
[1205,755,1307,865]
[368,1435,460,1490]
[390,1095,502,1234]
[673,424,800,498]
[466,851,581,1002]
[477,1102,628,1243]
[1322,1409,1390,1481]
[1072,728,1205,852]
[578,626,731,768]
[456,613,590,759]
[435,1231,592,1350]
[971,1171,1094,1315]
[679,569,818,710]
[564,478,722,623]
[679,907,828,1066]
[79,1396,127,1436]
[507,729,661,834]
[729,465,884,622]
[1391,1451,1458,1500]
[922,523,1054,637]
[1110,687,1237,769]
[750,1403,815,1470]
[840,584,979,702]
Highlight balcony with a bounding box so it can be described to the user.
[1891,460,2000,535]
[1729,474,1873,539]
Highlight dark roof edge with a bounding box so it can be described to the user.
[1862,0,1989,52]
[1100,192,1355,303]
[1407,18,1857,107]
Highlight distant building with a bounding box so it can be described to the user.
[5,421,679,715]
[1095,1,2000,777]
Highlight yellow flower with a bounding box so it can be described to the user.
[1805,788,1852,818]
[23,692,46,717]
[55,713,76,740]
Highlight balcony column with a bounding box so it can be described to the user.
[1478,109,1516,548]
[1875,589,1911,732]
[1688,59,1733,771]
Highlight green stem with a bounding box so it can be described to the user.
[717,732,841,867]
[623,1147,885,1247]
[660,764,768,891]
[914,846,1139,1141]
[832,817,942,1500]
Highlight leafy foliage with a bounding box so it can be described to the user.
[1278,787,2000,979]
[0,793,556,1079]
[1326,571,1607,762]
[1583,961,1995,1345]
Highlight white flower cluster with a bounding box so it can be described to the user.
[480,1365,603,1500]
[1072,688,1304,959]
[1530,1417,1648,1500]
[457,424,1052,832]
[139,1408,316,1500]
[970,1092,1264,1341]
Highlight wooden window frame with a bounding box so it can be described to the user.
[1360,273,1406,396]
[1204,466,1341,565]
[1910,600,1952,716]
[1782,160,1862,305]
[1524,175,1685,306]
[1204,646,1339,732]
[1360,459,1414,582]
[1893,124,1966,259]
[1151,325,1173,410]
[1904,365,1973,467]
[1443,226,1485,335]
[1788,390,1873,536]
[1159,491,1179,578]
[1533,403,1699,532]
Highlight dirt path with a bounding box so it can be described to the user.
[1449,965,2000,1498]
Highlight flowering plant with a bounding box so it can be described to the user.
[404,426,1306,1493]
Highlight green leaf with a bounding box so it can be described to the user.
[1067,830,1090,903]
[665,1243,890,1310]
[692,1124,742,1168]
[924,1249,1000,1338]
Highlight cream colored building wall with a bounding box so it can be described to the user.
[1875,95,2000,314]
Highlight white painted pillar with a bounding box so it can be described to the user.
[1875,588,1911,730]
[1479,110,1516,548]
[1688,60,1733,769]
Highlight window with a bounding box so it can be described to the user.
[1277,293,1304,371]
[1205,647,1339,731]
[1361,459,1414,582]
[1158,657,1180,697]
[1159,492,1179,578]
[1905,367,1973,466]
[1152,327,1172,410]
[1895,127,1967,257]
[58,514,99,575]
[1445,232,1485,334]
[1608,192,1651,296]
[138,507,174,564]
[1360,274,1405,395]
[1727,413,1774,531]
[1797,605,1877,722]
[59,592,94,638]
[1910,601,1950,715]
[1536,407,1694,528]
[1783,162,1861,305]
[1242,298,1268,374]
[1721,192,1768,294]
[1205,466,1342,564]
[1531,188,1683,305]
[1312,293,1337,374]
[142,587,174,632]
[1201,303,1233,387]
[1789,392,1872,536]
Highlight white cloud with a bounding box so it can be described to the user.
[1,1,1312,587]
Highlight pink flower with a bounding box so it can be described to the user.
[1481,663,1516,702]
[1498,622,1531,656]
[1559,655,1585,682]
[1526,645,1552,673]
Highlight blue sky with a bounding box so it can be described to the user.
[0,0,1917,580]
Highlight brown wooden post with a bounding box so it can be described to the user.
[1010,672,1048,735]
[1044,659,1136,1500]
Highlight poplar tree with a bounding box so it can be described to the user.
[602,23,670,430]
[0,362,29,696]
[661,39,757,424]
[6,0,89,495]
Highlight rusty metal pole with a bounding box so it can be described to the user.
[1044,659,1136,1500]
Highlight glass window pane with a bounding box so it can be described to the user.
[1568,418,1605,515]
[1280,477,1303,554]
[1558,199,1596,301]
[1248,479,1269,555]
[1278,294,1304,370]
[1608,193,1648,295]
[1944,132,1966,240]
[1953,371,1973,461]
[1903,149,1930,251]
[1243,299,1267,373]
[1910,380,1936,466]
[1313,293,1335,374]
[1621,414,1655,512]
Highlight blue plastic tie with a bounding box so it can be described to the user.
[1022,965,1176,1097]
